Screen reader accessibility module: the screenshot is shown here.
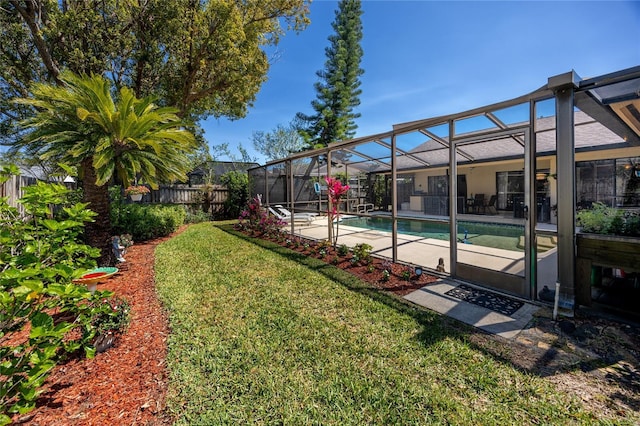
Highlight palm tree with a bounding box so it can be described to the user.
[15,71,195,264]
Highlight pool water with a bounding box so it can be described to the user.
[341,216,528,252]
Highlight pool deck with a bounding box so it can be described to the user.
[288,215,551,339]
[292,216,545,275]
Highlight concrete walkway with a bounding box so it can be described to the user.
[403,279,540,339]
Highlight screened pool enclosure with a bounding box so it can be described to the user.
[248,66,640,311]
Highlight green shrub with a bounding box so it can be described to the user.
[352,243,373,263]
[220,171,249,219]
[402,266,412,281]
[110,190,186,241]
[0,165,129,422]
[184,205,211,223]
[337,244,350,256]
[577,202,640,237]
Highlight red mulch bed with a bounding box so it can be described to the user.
[259,233,439,296]
[345,257,438,295]
[11,229,184,426]
[11,226,437,425]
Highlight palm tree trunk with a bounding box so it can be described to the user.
[81,157,113,265]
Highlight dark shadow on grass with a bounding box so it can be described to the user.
[215,224,640,413]
[217,224,476,346]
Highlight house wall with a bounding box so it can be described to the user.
[412,160,533,199]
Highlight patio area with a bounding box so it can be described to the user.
[251,66,640,315]
[285,212,558,291]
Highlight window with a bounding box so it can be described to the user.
[575,157,640,208]
[576,160,615,208]
[615,157,640,207]
[428,175,448,195]
[496,170,524,210]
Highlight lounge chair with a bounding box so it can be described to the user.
[486,195,498,215]
[275,205,319,218]
[268,206,313,225]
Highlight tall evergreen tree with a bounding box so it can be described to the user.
[297,0,364,148]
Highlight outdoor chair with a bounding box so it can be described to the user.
[473,194,486,214]
[268,206,314,225]
[275,205,319,218]
[486,195,498,215]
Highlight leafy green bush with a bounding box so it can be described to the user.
[0,165,129,423]
[577,202,640,237]
[352,243,373,264]
[184,205,211,223]
[110,187,186,241]
[220,171,249,219]
[337,244,350,256]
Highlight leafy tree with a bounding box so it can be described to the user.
[297,0,364,148]
[252,118,306,161]
[234,143,259,165]
[14,72,195,263]
[220,170,250,219]
[0,0,310,143]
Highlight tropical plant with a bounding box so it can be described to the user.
[325,176,350,247]
[0,165,128,422]
[14,72,195,263]
[236,195,285,236]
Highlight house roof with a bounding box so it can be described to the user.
[256,66,640,176]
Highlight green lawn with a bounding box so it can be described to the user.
[155,222,604,425]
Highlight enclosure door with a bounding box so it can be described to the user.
[453,129,534,299]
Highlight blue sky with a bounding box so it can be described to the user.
[202,0,640,164]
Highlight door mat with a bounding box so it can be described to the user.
[445,284,524,316]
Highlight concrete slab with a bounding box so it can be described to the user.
[403,280,540,339]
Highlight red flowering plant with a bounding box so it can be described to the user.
[325,176,350,247]
[236,195,285,237]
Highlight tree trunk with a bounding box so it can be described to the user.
[81,157,113,265]
[9,0,62,84]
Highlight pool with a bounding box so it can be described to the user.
[340,216,530,252]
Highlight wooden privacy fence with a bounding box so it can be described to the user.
[146,185,229,214]
[2,177,229,216]
[1,175,37,216]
